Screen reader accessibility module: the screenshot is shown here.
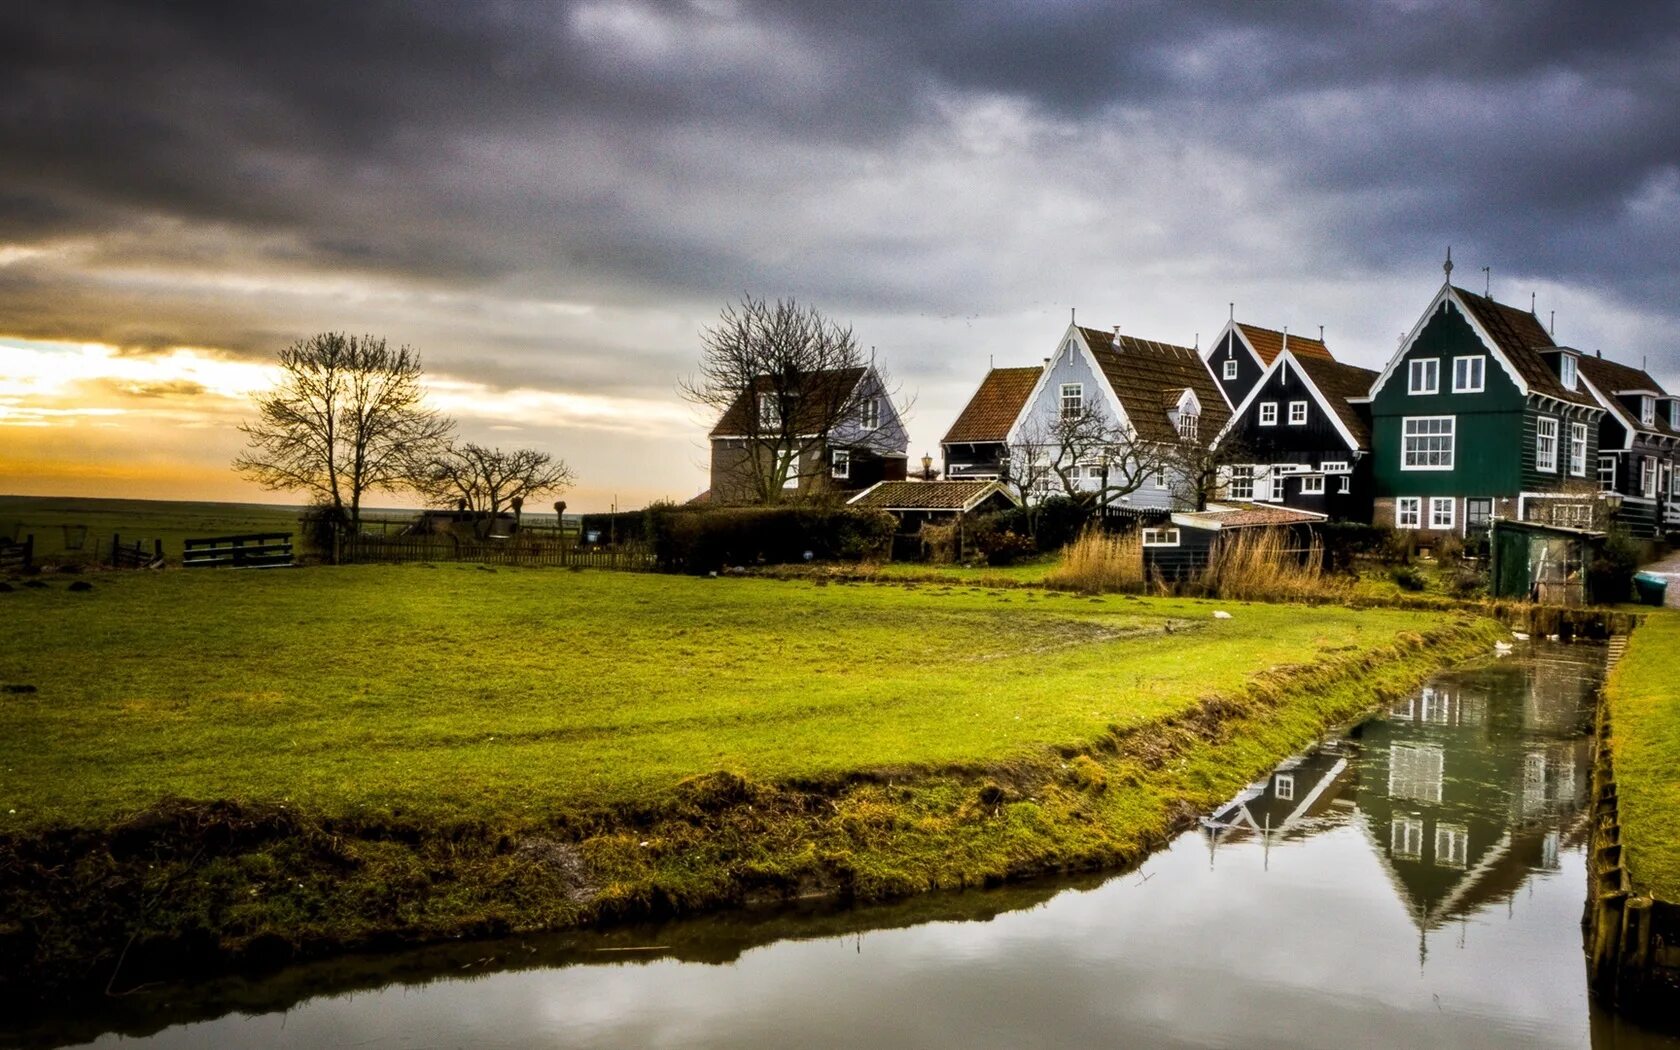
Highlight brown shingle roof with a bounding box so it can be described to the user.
[1293,354,1378,448]
[1077,327,1232,443]
[941,366,1041,444]
[708,367,868,437]
[847,480,1018,512]
[1577,354,1678,437]
[1451,287,1597,407]
[1235,323,1333,365]
[1178,503,1326,529]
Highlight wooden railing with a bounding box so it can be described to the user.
[0,534,32,574]
[341,534,653,571]
[109,534,164,569]
[183,533,295,569]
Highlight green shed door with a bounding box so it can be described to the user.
[1492,527,1530,599]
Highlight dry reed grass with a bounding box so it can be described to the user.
[1046,528,1144,594]
[1200,527,1347,602]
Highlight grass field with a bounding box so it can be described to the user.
[1606,610,1680,901]
[0,565,1501,993]
[3,565,1452,828]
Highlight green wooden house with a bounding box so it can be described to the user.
[1361,262,1605,538]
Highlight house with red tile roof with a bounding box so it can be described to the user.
[1576,353,1680,538]
[1202,316,1334,408]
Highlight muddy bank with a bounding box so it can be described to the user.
[0,618,1504,1008]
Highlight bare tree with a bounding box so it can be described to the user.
[416,443,574,537]
[681,295,908,504]
[235,333,453,530]
[1006,406,1173,513]
[1165,433,1252,511]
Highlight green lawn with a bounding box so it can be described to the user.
[1606,611,1680,901]
[2,565,1444,829]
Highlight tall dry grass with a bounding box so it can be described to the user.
[1046,527,1144,594]
[1200,527,1347,602]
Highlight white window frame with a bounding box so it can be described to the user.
[1643,455,1659,498]
[1229,465,1255,500]
[859,397,881,430]
[1402,416,1455,471]
[1451,355,1485,393]
[1179,412,1199,442]
[1535,416,1558,473]
[777,448,799,488]
[1396,497,1422,529]
[1153,468,1168,489]
[1408,358,1440,395]
[1641,396,1656,427]
[1060,383,1083,420]
[1141,527,1180,547]
[1429,497,1455,530]
[1435,823,1469,869]
[1274,773,1295,801]
[1288,401,1308,425]
[1259,402,1278,426]
[1568,422,1588,477]
[1301,475,1326,495]
[1321,460,1350,474]
[831,448,850,479]
[1392,817,1424,860]
[759,393,781,428]
[1223,358,1238,380]
[1337,475,1351,494]
[1671,400,1680,431]
[1599,455,1617,492]
[1559,353,1578,390]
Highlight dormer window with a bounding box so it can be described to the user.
[1560,353,1578,390]
[1178,412,1199,442]
[759,393,781,428]
[1060,383,1083,419]
[1641,396,1656,427]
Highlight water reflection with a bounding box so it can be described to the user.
[23,644,1680,1050]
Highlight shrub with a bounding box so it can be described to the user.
[1046,527,1143,594]
[1033,496,1090,552]
[1450,567,1486,599]
[918,521,958,564]
[1381,528,1418,565]
[1202,528,1345,602]
[298,502,350,561]
[649,505,896,572]
[1319,521,1387,572]
[1436,534,1465,566]
[1588,529,1642,604]
[982,530,1037,566]
[1390,565,1428,592]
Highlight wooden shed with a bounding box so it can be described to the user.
[1489,519,1604,605]
[1143,502,1327,581]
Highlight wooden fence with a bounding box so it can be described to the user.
[183,533,295,569]
[341,534,654,571]
[0,534,32,574]
[109,534,164,569]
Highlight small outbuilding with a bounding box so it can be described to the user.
[1489,518,1604,605]
[847,480,1020,530]
[1144,502,1327,581]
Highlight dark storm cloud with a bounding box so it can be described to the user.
[1,0,1677,368]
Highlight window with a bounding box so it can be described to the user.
[1141,528,1180,547]
[859,397,880,430]
[1338,476,1351,494]
[1259,402,1278,426]
[1408,358,1440,395]
[1274,773,1295,801]
[1389,744,1444,803]
[759,393,781,428]
[1599,455,1617,492]
[1153,468,1168,489]
[1429,497,1455,530]
[777,448,799,488]
[1643,456,1658,498]
[1229,465,1254,500]
[1435,824,1469,869]
[1452,355,1485,393]
[1223,358,1238,380]
[1672,400,1680,430]
[1465,498,1493,530]
[1391,817,1425,860]
[1568,422,1588,477]
[1288,401,1308,425]
[1396,497,1422,529]
[1178,412,1199,442]
[1402,416,1455,469]
[1085,464,1104,480]
[1321,460,1349,473]
[1641,396,1656,426]
[831,449,850,479]
[1060,383,1083,419]
[1301,475,1325,495]
[1560,353,1578,390]
[1535,416,1558,473]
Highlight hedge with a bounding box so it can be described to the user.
[648,505,896,572]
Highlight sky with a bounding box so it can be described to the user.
[2,0,1678,512]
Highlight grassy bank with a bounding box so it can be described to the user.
[0,566,1502,995]
[1606,611,1680,901]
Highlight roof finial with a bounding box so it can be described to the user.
[1482,265,1490,298]
[1229,302,1234,323]
[1549,310,1555,336]
[1530,291,1536,314]
[1281,325,1288,352]
[1070,306,1076,325]
[1194,332,1200,350]
[1318,324,1324,342]
[1443,246,1454,283]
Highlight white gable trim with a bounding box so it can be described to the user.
[1365,285,1532,402]
[1174,388,1201,416]
[1204,319,1266,379]
[1004,322,1137,446]
[1210,349,1362,454]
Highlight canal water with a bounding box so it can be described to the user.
[34,643,1680,1049]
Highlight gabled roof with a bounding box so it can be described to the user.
[941,366,1041,445]
[1576,354,1680,441]
[708,367,868,438]
[847,480,1020,512]
[1234,323,1333,366]
[1450,287,1598,407]
[1172,503,1327,530]
[1076,326,1232,444]
[1293,355,1379,448]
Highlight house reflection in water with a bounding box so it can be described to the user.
[1201,645,1602,951]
